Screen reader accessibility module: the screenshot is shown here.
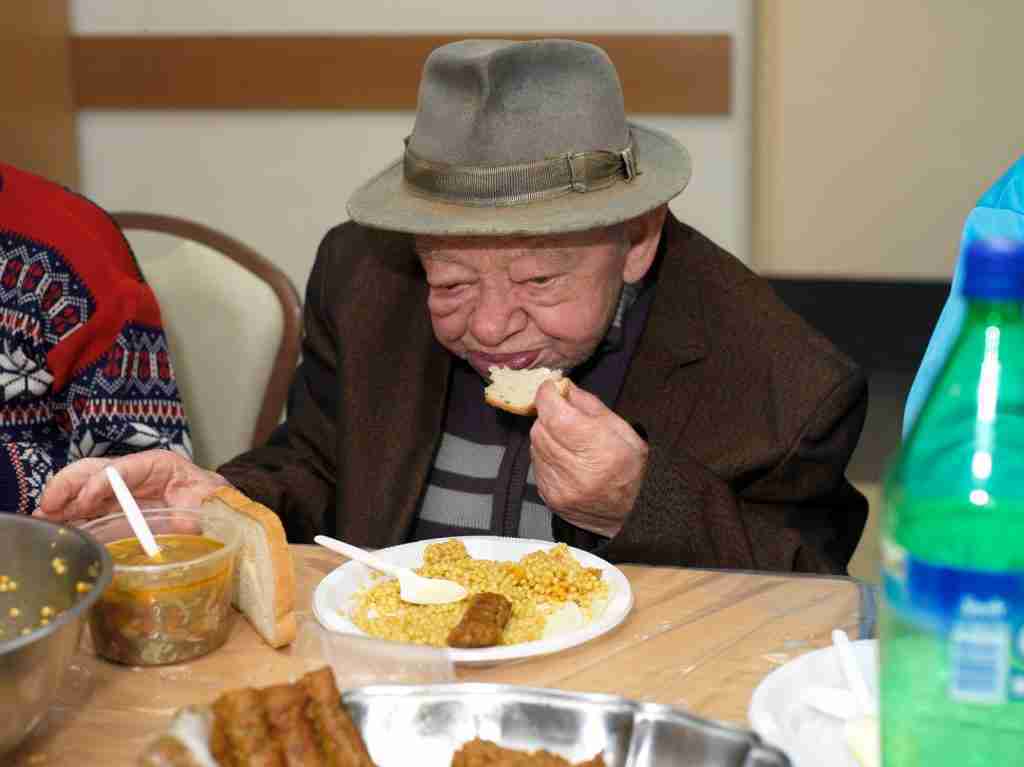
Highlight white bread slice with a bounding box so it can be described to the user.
[201,487,297,648]
[485,366,569,415]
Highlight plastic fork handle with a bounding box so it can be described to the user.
[832,629,877,716]
[106,465,161,559]
[314,535,404,578]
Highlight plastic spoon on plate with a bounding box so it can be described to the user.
[832,629,877,716]
[801,630,877,719]
[832,629,879,767]
[799,630,879,767]
[313,534,468,605]
[800,685,860,719]
[105,465,162,560]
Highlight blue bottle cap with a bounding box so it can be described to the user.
[961,238,1024,300]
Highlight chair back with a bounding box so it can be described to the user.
[114,213,301,469]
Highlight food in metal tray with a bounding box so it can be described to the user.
[140,667,374,767]
[344,685,792,767]
[453,738,605,767]
[351,539,608,648]
[141,679,792,766]
[139,670,608,766]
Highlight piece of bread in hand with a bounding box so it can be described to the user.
[201,486,297,648]
[485,366,569,415]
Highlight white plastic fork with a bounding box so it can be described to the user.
[832,630,880,767]
[832,629,878,717]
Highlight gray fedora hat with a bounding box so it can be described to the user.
[347,39,691,236]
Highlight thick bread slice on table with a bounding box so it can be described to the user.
[485,366,569,416]
[201,486,297,648]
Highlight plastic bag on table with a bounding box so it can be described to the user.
[291,616,456,689]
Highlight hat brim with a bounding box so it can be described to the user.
[346,123,691,236]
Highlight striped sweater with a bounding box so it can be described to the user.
[411,278,653,542]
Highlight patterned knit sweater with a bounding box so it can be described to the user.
[0,162,191,514]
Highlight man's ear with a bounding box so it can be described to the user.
[622,205,668,283]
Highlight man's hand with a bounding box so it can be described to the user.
[529,380,648,539]
[35,450,230,524]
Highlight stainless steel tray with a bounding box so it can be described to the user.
[343,684,790,767]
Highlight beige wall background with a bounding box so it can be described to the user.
[68,3,1024,285]
[71,0,753,297]
[755,2,1023,279]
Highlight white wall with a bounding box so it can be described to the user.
[72,1,753,296]
[755,2,1024,279]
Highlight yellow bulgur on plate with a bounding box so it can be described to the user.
[350,539,609,647]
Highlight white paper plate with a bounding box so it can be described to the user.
[312,536,633,666]
[748,639,878,767]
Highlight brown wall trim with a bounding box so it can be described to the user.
[5,0,78,187]
[70,35,731,114]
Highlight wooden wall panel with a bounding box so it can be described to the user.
[70,35,731,115]
[1,0,78,187]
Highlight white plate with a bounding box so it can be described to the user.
[312,536,633,666]
[748,639,878,767]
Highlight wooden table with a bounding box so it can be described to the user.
[11,545,871,766]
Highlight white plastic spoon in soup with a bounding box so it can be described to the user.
[314,535,468,605]
[105,465,162,560]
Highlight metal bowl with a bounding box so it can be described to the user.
[343,684,792,766]
[0,515,113,756]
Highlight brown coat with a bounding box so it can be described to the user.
[220,214,868,573]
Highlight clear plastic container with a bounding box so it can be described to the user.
[82,507,241,666]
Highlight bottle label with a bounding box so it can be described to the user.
[883,540,1024,704]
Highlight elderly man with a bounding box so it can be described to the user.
[37,39,868,572]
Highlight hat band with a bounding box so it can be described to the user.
[402,133,640,207]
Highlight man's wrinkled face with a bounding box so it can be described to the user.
[416,227,631,378]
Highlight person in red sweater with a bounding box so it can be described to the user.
[0,162,191,514]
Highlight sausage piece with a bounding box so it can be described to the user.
[447,593,512,648]
[262,683,325,767]
[300,667,376,767]
[212,687,285,767]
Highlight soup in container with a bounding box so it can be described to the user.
[81,507,240,666]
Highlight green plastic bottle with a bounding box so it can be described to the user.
[881,238,1024,765]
